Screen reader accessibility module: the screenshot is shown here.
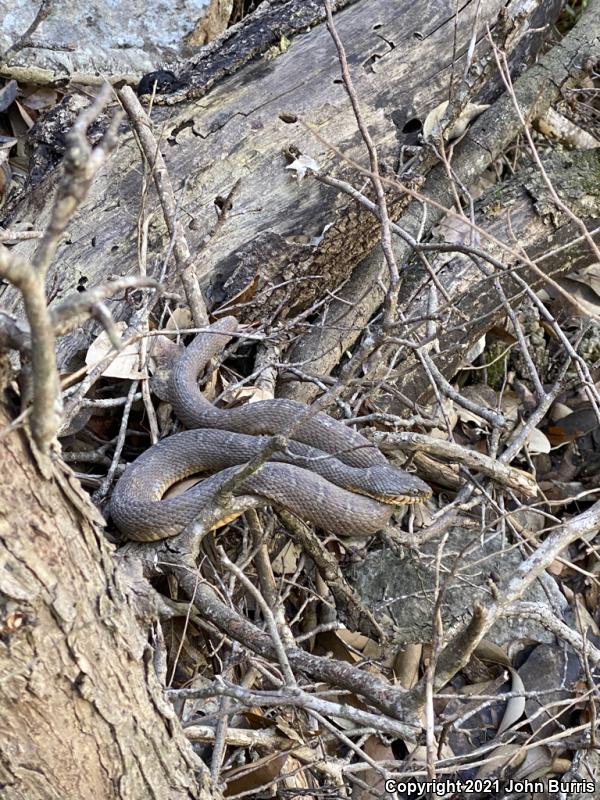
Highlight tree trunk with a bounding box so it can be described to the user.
[0,398,210,799]
[1,0,559,369]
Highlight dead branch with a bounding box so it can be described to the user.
[117,86,208,326]
[374,431,539,497]
[280,0,600,402]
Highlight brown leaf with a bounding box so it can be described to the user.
[547,407,599,445]
[474,640,511,668]
[224,752,290,796]
[20,87,59,112]
[352,736,395,800]
[393,643,422,688]
[476,744,524,778]
[497,668,525,734]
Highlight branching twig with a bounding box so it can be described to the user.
[0,90,119,451]
[404,502,600,713]
[324,0,400,326]
[117,86,208,327]
[374,431,538,497]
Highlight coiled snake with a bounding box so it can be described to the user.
[110,317,431,541]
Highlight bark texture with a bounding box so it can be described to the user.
[0,401,209,800]
[277,0,599,403]
[279,147,600,411]
[393,148,600,406]
[1,0,558,369]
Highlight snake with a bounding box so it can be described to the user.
[110,317,432,541]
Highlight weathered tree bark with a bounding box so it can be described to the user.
[1,0,560,369]
[0,400,211,799]
[279,147,600,410]
[277,0,600,403]
[393,148,600,407]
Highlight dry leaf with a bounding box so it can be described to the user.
[337,629,373,655]
[525,427,551,455]
[572,263,600,297]
[456,675,508,697]
[85,323,144,379]
[508,508,547,535]
[286,154,320,181]
[227,385,274,404]
[455,405,491,426]
[316,630,361,664]
[574,595,600,637]
[409,742,454,763]
[550,402,575,422]
[20,87,58,112]
[464,334,486,365]
[352,737,396,800]
[547,406,600,447]
[163,475,203,499]
[280,755,309,794]
[224,752,289,796]
[476,744,524,778]
[549,756,572,775]
[497,668,525,734]
[165,306,193,331]
[455,384,499,426]
[475,640,511,668]
[271,540,301,575]
[424,396,458,432]
[551,276,600,319]
[14,100,35,130]
[512,745,554,781]
[215,273,260,315]
[393,643,422,688]
[273,717,304,745]
[547,558,565,577]
[0,80,17,113]
[499,390,522,422]
[435,214,481,247]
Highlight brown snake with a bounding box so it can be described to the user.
[110,317,431,541]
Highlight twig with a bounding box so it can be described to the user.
[92,380,139,504]
[218,546,297,686]
[33,86,121,276]
[1,0,53,60]
[492,40,600,265]
[507,602,600,666]
[0,248,60,452]
[168,677,416,740]
[278,509,388,642]
[324,0,400,326]
[0,87,120,452]
[402,501,600,714]
[374,431,538,497]
[117,86,208,326]
[51,275,159,336]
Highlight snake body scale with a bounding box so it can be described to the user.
[110,317,431,541]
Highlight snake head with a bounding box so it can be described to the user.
[353,465,432,505]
